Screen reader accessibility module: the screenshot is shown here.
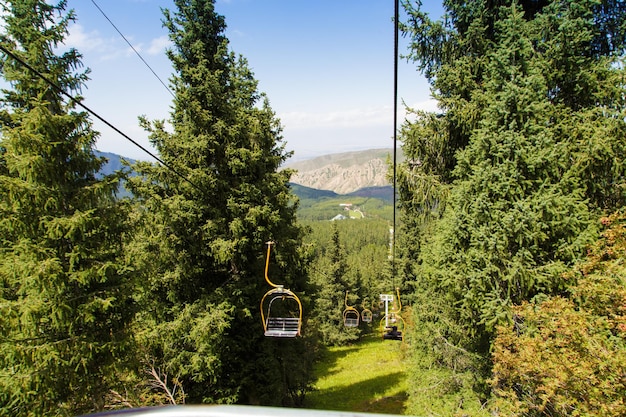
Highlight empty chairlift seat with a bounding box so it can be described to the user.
[265,316,301,338]
[343,291,360,328]
[260,242,302,338]
[262,288,302,338]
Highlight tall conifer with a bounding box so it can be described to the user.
[127,0,311,405]
[398,0,626,385]
[0,1,134,415]
[399,1,625,412]
[310,222,360,345]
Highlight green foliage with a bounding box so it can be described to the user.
[491,212,626,416]
[125,0,313,406]
[309,223,361,345]
[0,1,134,415]
[305,219,393,328]
[297,194,394,222]
[399,0,626,411]
[400,0,626,352]
[406,344,491,416]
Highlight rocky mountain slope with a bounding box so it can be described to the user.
[97,148,402,196]
[285,148,400,194]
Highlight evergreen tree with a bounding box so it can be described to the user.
[310,222,360,345]
[398,0,626,400]
[126,0,312,405]
[0,1,134,415]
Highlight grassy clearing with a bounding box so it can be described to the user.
[304,334,409,415]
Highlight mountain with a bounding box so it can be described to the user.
[96,151,136,176]
[285,148,401,194]
[289,183,339,200]
[95,149,396,220]
[346,186,394,202]
[96,148,400,199]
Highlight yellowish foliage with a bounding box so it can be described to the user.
[491,212,626,416]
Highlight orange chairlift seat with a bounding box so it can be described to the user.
[260,242,302,338]
[343,291,360,328]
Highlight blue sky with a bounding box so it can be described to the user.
[63,0,442,161]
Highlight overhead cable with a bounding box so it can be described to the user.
[392,0,399,287]
[90,0,175,99]
[0,44,203,193]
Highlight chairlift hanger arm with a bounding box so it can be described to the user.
[264,241,281,288]
[395,287,402,312]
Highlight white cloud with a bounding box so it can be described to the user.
[147,35,171,55]
[405,99,440,113]
[64,23,130,61]
[279,106,389,129]
[278,99,439,130]
[65,23,107,52]
[65,23,169,61]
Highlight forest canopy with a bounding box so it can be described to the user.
[0,0,625,416]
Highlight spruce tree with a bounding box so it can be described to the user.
[399,0,626,368]
[399,2,625,412]
[0,1,134,415]
[310,222,360,345]
[127,0,311,405]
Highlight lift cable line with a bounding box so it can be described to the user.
[90,0,175,99]
[376,0,405,343]
[0,44,203,194]
[392,0,399,288]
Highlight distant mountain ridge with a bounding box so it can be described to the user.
[97,148,400,197]
[285,148,401,194]
[96,151,136,174]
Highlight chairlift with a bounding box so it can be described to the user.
[343,291,360,328]
[260,242,302,338]
[379,288,405,341]
[361,298,373,323]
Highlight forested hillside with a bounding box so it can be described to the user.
[95,152,395,220]
[1,0,625,416]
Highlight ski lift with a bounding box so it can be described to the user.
[361,298,373,323]
[379,288,405,341]
[343,291,360,328]
[260,242,302,338]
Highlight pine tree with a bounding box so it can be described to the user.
[126,0,312,405]
[310,222,360,345]
[0,1,134,415]
[398,0,626,394]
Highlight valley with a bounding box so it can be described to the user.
[98,148,397,222]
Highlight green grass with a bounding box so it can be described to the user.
[304,334,409,414]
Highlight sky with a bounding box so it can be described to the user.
[61,0,443,162]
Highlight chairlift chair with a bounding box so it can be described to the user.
[379,288,405,341]
[361,308,373,323]
[380,313,405,341]
[361,298,373,323]
[343,291,360,328]
[260,242,302,338]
